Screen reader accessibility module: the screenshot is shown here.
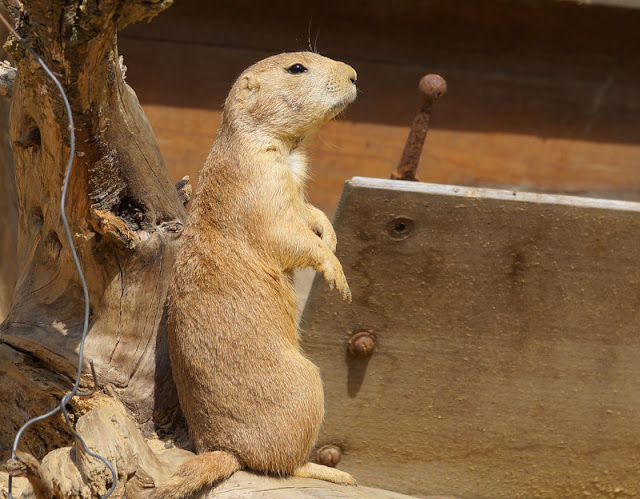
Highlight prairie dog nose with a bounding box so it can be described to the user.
[348,67,357,84]
[338,62,357,84]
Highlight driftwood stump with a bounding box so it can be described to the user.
[0,18,15,322]
[0,0,188,495]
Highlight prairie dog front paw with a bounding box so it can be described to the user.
[307,206,337,252]
[321,255,351,302]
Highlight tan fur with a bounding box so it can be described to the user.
[146,52,357,498]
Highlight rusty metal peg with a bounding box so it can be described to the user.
[391,74,447,181]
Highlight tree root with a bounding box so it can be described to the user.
[5,399,191,499]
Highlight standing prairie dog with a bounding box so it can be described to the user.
[149,52,357,498]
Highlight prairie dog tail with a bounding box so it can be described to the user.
[143,451,241,499]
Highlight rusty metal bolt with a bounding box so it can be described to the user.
[348,330,376,358]
[391,73,447,181]
[315,445,342,468]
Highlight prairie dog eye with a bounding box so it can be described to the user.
[287,63,308,74]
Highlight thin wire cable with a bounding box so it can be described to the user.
[0,13,117,499]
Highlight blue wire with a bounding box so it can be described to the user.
[5,22,117,499]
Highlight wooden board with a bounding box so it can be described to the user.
[204,471,422,499]
[562,0,640,7]
[137,100,640,220]
[117,0,640,214]
[300,177,640,498]
[3,470,430,499]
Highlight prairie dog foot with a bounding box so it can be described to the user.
[292,462,357,485]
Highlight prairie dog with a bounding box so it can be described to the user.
[149,52,357,498]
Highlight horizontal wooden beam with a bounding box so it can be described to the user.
[560,0,640,8]
[301,177,640,497]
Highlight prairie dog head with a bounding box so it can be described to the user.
[223,52,357,143]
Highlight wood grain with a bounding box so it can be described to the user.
[0,0,184,463]
[117,0,640,212]
[300,178,640,498]
[0,20,16,321]
[0,94,15,321]
[138,102,640,219]
[204,472,421,499]
[120,0,640,139]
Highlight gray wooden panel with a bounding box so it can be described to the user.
[300,177,640,498]
[564,0,640,7]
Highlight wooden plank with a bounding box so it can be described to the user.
[122,0,640,91]
[117,23,640,207]
[139,102,640,219]
[300,177,640,498]
[561,0,640,7]
[119,35,640,144]
[204,471,423,499]
[117,0,640,209]
[117,0,640,207]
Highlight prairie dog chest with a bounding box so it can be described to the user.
[287,149,308,183]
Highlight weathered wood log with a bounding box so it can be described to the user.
[0,0,184,464]
[0,99,15,321]
[0,19,16,322]
[0,397,423,498]
[3,466,425,499]
[0,60,15,98]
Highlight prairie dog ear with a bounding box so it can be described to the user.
[240,72,260,92]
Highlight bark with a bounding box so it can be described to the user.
[0,94,16,321]
[0,0,184,461]
[3,401,420,499]
[0,20,16,322]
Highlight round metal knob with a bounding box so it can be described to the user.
[315,445,342,467]
[348,331,376,358]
